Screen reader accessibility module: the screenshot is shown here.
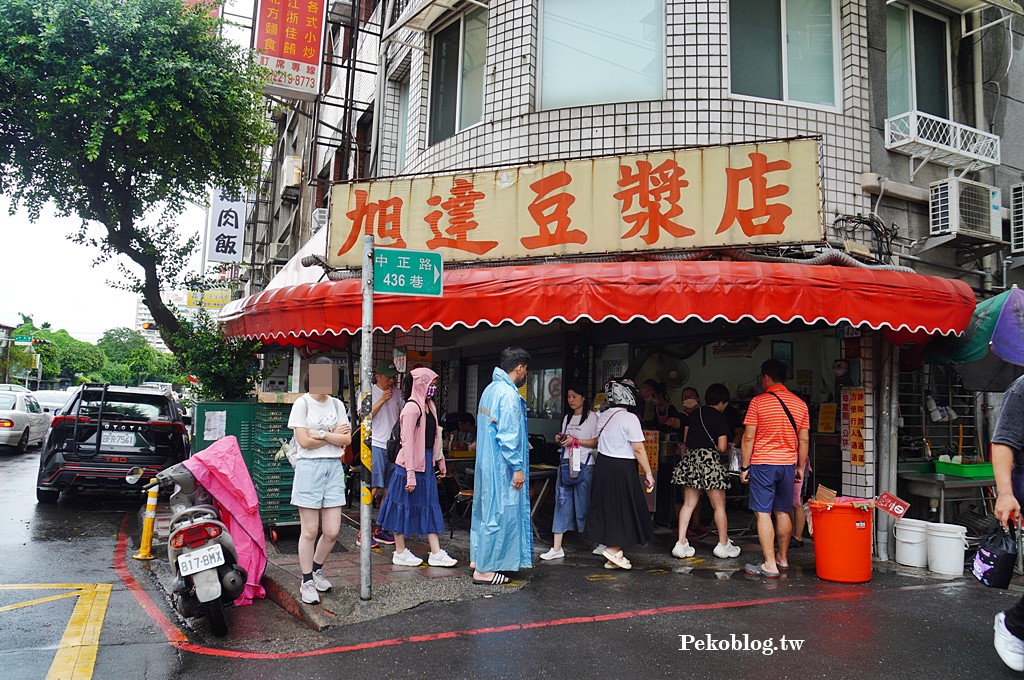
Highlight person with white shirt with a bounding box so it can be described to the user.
[288,357,352,605]
[540,384,599,561]
[584,378,655,571]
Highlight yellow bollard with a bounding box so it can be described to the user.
[133,487,159,561]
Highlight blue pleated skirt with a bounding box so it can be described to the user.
[377,447,445,537]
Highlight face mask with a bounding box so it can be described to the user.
[426,385,437,399]
[682,398,698,410]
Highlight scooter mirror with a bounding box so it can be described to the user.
[125,467,146,484]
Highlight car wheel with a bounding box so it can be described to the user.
[36,488,59,504]
[16,429,29,453]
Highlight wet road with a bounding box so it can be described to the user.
[2,445,1022,679]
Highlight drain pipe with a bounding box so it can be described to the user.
[876,340,895,561]
[896,251,993,292]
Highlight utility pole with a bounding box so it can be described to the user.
[358,233,374,601]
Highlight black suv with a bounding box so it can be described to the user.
[37,384,191,503]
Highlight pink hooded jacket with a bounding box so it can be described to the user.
[396,367,446,488]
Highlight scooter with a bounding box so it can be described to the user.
[129,464,247,636]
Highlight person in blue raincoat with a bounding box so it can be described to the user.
[470,347,532,585]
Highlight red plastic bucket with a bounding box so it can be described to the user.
[809,500,873,583]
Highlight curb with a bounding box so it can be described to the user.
[260,560,327,632]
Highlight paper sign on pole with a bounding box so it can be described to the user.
[875,491,910,520]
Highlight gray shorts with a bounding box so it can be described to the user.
[371,445,392,489]
[291,457,346,509]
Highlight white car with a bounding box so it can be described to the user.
[0,392,50,452]
[32,390,72,414]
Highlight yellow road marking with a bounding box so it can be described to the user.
[0,584,112,680]
[0,591,81,612]
[585,574,617,581]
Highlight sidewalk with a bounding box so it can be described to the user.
[148,503,987,634]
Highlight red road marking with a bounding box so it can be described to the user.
[111,515,911,660]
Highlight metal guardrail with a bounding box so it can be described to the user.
[885,110,1000,172]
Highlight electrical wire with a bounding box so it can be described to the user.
[830,214,899,264]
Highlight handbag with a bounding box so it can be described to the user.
[972,525,1018,589]
[559,438,592,487]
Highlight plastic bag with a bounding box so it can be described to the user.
[803,502,813,537]
[972,526,1017,590]
[275,436,298,467]
[727,444,742,473]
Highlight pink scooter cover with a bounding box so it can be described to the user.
[182,435,267,605]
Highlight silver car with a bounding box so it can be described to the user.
[32,390,72,415]
[0,392,50,452]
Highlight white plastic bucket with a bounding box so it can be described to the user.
[894,518,929,568]
[925,522,969,575]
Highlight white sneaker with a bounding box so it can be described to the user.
[672,540,696,558]
[592,544,608,555]
[299,579,320,604]
[311,568,332,592]
[995,612,1024,671]
[713,539,742,559]
[540,547,565,561]
[427,549,458,567]
[392,549,424,567]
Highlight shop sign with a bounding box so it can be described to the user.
[841,388,866,466]
[374,247,443,297]
[328,139,822,268]
[255,0,327,101]
[187,288,232,310]
[207,189,246,264]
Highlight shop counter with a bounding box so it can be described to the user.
[897,471,995,523]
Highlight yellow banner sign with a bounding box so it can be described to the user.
[328,139,821,268]
[187,288,232,310]
[841,388,866,467]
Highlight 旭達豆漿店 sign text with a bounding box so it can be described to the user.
[328,139,822,269]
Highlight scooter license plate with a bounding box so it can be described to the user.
[177,543,225,576]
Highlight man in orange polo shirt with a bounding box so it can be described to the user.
[739,359,809,578]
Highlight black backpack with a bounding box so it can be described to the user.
[385,402,422,463]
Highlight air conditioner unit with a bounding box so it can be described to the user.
[270,242,290,264]
[929,178,1001,239]
[1011,183,1024,255]
[281,155,302,189]
[311,208,329,234]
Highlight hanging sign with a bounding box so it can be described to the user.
[207,189,247,264]
[254,0,327,101]
[841,388,866,466]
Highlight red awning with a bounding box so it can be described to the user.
[219,260,976,346]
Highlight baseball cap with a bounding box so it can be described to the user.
[375,360,398,377]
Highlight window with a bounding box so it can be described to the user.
[729,0,837,108]
[396,79,410,170]
[540,0,664,110]
[886,4,950,119]
[428,8,487,146]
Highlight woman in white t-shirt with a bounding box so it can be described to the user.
[287,358,352,606]
[540,384,599,561]
[584,378,655,571]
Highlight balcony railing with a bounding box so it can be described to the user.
[886,111,1000,173]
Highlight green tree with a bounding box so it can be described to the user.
[0,0,273,397]
[172,309,272,402]
[97,328,159,385]
[57,340,106,378]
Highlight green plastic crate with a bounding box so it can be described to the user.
[934,461,994,478]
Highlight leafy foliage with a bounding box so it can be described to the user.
[0,0,273,384]
[171,308,272,402]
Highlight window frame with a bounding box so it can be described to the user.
[726,0,842,113]
[426,8,487,147]
[396,78,410,170]
[885,1,954,121]
[537,0,667,111]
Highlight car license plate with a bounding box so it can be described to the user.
[100,431,136,447]
[177,543,225,576]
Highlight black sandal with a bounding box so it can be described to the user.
[472,572,511,585]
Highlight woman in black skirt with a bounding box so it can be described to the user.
[586,378,655,570]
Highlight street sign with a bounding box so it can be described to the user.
[373,247,443,297]
[13,335,32,346]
